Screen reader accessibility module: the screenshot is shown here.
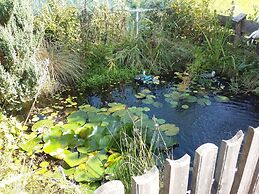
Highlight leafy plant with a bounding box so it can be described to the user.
[19,103,179,192]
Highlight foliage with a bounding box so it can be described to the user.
[81,65,137,89]
[0,112,92,193]
[0,0,45,109]
[0,0,13,26]
[37,42,84,89]
[35,0,81,48]
[19,103,179,192]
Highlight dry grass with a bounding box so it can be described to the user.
[36,42,84,93]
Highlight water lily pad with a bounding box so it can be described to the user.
[184,95,197,103]
[74,153,107,182]
[43,134,74,159]
[142,98,154,104]
[99,135,113,149]
[159,124,180,136]
[146,95,156,99]
[181,105,189,109]
[64,152,89,167]
[135,93,146,99]
[63,167,76,176]
[214,95,230,103]
[32,119,54,132]
[67,111,87,126]
[170,91,181,101]
[142,107,150,112]
[79,105,100,113]
[77,147,90,154]
[141,89,151,94]
[108,104,126,113]
[170,101,178,108]
[157,119,166,125]
[197,98,211,106]
[75,124,95,138]
[39,161,49,168]
[19,137,42,155]
[153,102,163,108]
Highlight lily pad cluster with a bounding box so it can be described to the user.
[164,90,230,110]
[135,89,163,108]
[19,103,179,187]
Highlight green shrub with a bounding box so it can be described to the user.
[0,0,45,109]
[35,0,81,48]
[0,0,13,26]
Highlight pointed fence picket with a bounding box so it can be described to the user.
[94,126,259,194]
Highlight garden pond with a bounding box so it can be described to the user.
[16,77,259,191]
[26,77,259,160]
[84,82,259,159]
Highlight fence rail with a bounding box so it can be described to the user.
[94,126,259,194]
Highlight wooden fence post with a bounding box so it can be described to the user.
[94,180,125,194]
[230,126,259,194]
[232,13,247,44]
[163,154,190,194]
[213,130,244,194]
[249,159,259,194]
[132,166,159,194]
[191,143,218,194]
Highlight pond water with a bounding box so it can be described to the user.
[80,82,259,160]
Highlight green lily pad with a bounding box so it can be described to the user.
[99,135,113,149]
[146,95,156,99]
[74,153,107,182]
[64,152,89,167]
[75,124,95,138]
[159,124,180,136]
[142,98,154,104]
[170,91,181,101]
[79,105,100,113]
[214,95,230,103]
[135,93,146,99]
[39,161,49,168]
[63,167,76,176]
[63,123,81,133]
[141,89,151,94]
[108,104,126,113]
[170,101,178,108]
[77,147,90,154]
[181,105,189,109]
[32,119,54,132]
[67,111,87,126]
[43,134,74,159]
[157,119,166,125]
[197,98,211,106]
[153,102,163,108]
[142,107,150,112]
[184,95,197,103]
[19,137,42,155]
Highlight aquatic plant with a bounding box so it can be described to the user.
[135,89,163,108]
[0,112,92,193]
[19,103,179,192]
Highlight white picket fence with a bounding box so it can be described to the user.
[94,126,259,194]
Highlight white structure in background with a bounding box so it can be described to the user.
[246,29,259,46]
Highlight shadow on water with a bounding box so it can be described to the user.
[81,82,259,160]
